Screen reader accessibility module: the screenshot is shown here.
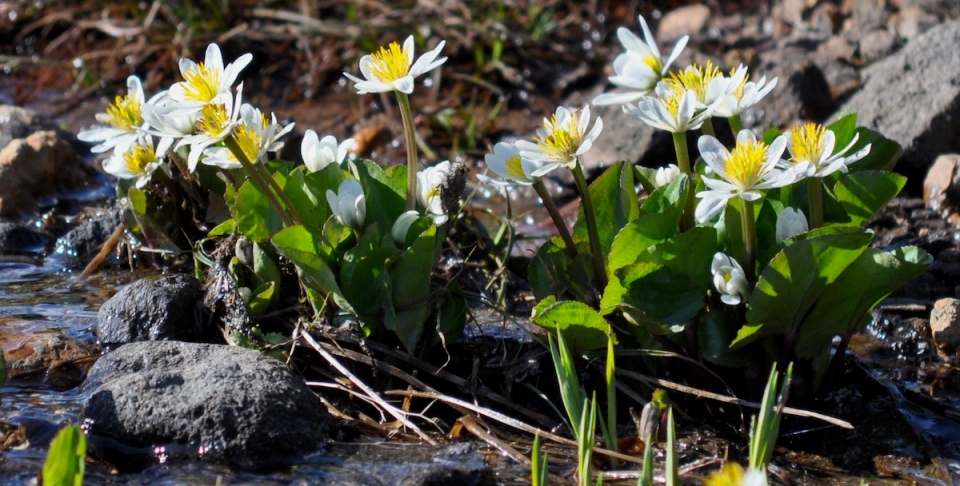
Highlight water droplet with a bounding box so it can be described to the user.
[422,78,434,88]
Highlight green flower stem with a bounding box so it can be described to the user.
[533,179,579,260]
[223,136,295,228]
[253,161,304,225]
[729,114,743,135]
[395,91,420,211]
[740,196,757,282]
[701,118,716,137]
[672,131,696,231]
[572,161,608,289]
[807,178,824,229]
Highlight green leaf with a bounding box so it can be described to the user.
[794,246,931,358]
[734,231,873,348]
[344,247,397,318]
[613,262,704,332]
[834,171,906,226]
[606,210,680,274]
[529,237,593,302]
[389,224,438,352]
[827,111,858,152]
[208,219,236,236]
[284,165,343,231]
[436,281,467,345]
[847,127,903,173]
[573,162,640,254]
[272,225,354,314]
[43,425,86,486]
[640,172,687,216]
[246,281,276,317]
[357,160,405,235]
[234,180,284,242]
[548,331,584,437]
[533,298,614,354]
[126,186,182,252]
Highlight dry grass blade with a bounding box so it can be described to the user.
[251,8,365,38]
[617,369,853,429]
[385,389,646,465]
[76,223,125,280]
[300,331,438,445]
[457,415,531,467]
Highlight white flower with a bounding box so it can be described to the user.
[515,106,603,169]
[663,61,729,109]
[704,463,768,486]
[654,164,681,188]
[140,91,197,156]
[200,103,293,170]
[168,43,252,112]
[392,210,421,244]
[417,161,453,225]
[301,130,355,173]
[78,75,153,155]
[593,15,688,106]
[713,65,778,118]
[343,36,447,94]
[326,179,366,231]
[478,142,560,187]
[776,207,808,243]
[102,134,167,189]
[624,82,714,133]
[712,253,750,305]
[784,123,871,180]
[176,85,244,171]
[695,130,791,223]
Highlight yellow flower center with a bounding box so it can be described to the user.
[105,94,143,130]
[368,42,411,83]
[725,139,769,190]
[788,123,826,165]
[504,155,527,180]
[642,54,662,75]
[196,103,230,136]
[230,114,268,162]
[731,69,750,100]
[123,142,157,175]
[704,463,746,486]
[661,90,683,119]
[666,61,722,102]
[534,110,582,160]
[180,62,221,103]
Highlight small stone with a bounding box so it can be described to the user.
[657,5,711,41]
[857,29,899,61]
[96,275,205,346]
[82,341,330,469]
[0,321,99,379]
[929,298,960,354]
[923,154,960,212]
[842,0,889,29]
[888,7,940,40]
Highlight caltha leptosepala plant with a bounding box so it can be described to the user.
[80,39,468,352]
[476,8,930,440]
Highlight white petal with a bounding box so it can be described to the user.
[593,91,646,106]
[409,40,447,77]
[392,76,415,94]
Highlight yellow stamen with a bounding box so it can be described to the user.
[180,62,221,103]
[534,110,582,160]
[196,103,230,136]
[231,114,267,162]
[666,61,722,102]
[642,54,662,74]
[704,463,746,486]
[725,139,769,190]
[504,155,527,180]
[788,123,826,165]
[730,68,750,100]
[105,94,143,130]
[123,142,157,175]
[368,42,411,83]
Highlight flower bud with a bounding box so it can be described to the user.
[392,210,420,245]
[326,179,366,231]
[775,207,808,243]
[711,252,750,305]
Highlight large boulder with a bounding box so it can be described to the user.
[0,131,95,217]
[836,21,960,178]
[82,341,330,469]
[96,275,204,346]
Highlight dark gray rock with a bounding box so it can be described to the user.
[54,206,122,259]
[756,37,838,126]
[837,21,960,178]
[316,442,495,486]
[0,222,48,254]
[82,341,330,469]
[96,275,203,346]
